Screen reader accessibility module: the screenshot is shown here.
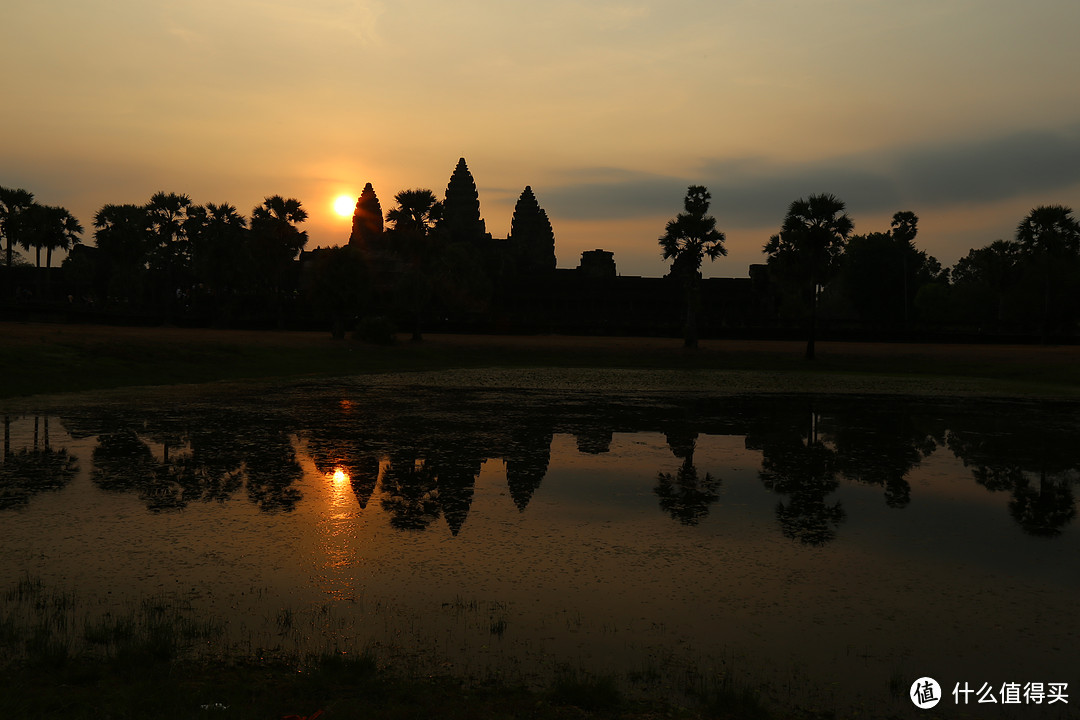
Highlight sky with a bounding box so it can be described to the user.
[4,0,1080,278]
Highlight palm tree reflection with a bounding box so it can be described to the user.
[655,430,721,526]
[949,412,1078,537]
[751,407,845,546]
[0,416,79,511]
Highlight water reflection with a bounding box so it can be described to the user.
[947,405,1079,537]
[3,390,1076,542]
[0,416,78,510]
[654,431,721,526]
[750,406,846,546]
[5,387,1078,717]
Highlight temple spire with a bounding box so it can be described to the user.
[509,185,556,273]
[441,157,487,241]
[348,182,383,248]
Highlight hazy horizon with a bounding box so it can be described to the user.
[4,0,1080,278]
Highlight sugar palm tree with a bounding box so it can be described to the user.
[185,202,248,300]
[44,206,83,272]
[250,195,308,263]
[386,189,443,341]
[0,186,35,271]
[249,195,308,323]
[890,211,919,326]
[1015,204,1080,342]
[94,203,152,306]
[145,191,192,272]
[385,189,442,234]
[764,194,854,359]
[17,204,83,295]
[658,186,726,348]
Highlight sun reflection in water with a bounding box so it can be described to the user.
[326,466,351,511]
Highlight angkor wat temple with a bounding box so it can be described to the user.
[330,157,767,336]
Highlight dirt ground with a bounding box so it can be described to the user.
[4,321,1079,408]
[5,320,1079,363]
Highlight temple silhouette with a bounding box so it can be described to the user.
[306,157,767,336]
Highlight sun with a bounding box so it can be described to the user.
[333,194,354,218]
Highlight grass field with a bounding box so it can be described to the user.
[2,321,1080,401]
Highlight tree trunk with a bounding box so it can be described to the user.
[805,278,818,360]
[683,277,699,349]
[1041,259,1051,345]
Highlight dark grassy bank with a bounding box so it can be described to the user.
[0,576,784,720]
[1,657,788,720]
[4,321,1080,399]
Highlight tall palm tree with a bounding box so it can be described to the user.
[1015,204,1080,342]
[385,189,441,234]
[890,211,919,326]
[94,203,152,306]
[764,194,854,359]
[386,189,443,341]
[249,196,308,322]
[43,207,82,298]
[0,186,35,271]
[145,191,192,272]
[185,202,248,299]
[250,195,308,262]
[145,192,193,317]
[15,204,82,297]
[659,185,726,348]
[45,206,83,271]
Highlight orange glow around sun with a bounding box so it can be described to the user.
[333,195,354,217]
[330,467,349,485]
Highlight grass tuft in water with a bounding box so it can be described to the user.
[685,668,772,720]
[548,671,623,711]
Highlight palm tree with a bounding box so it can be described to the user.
[250,196,308,323]
[16,204,83,296]
[659,186,726,348]
[15,203,47,269]
[94,203,152,306]
[764,194,854,359]
[251,195,308,261]
[1015,204,1080,342]
[145,191,192,271]
[890,211,919,326]
[145,192,193,317]
[45,206,83,271]
[385,189,442,234]
[386,189,443,341]
[0,186,35,271]
[185,202,248,302]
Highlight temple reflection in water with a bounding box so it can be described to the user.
[2,383,1078,715]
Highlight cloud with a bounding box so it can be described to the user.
[541,123,1080,228]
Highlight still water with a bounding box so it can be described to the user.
[2,380,1078,716]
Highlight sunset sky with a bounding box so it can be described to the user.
[4,0,1080,278]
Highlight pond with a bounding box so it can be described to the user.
[1,380,1078,717]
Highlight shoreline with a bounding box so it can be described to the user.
[3,321,1080,406]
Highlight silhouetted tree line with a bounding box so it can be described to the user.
[5,391,1075,541]
[5,173,1080,340]
[756,195,1080,350]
